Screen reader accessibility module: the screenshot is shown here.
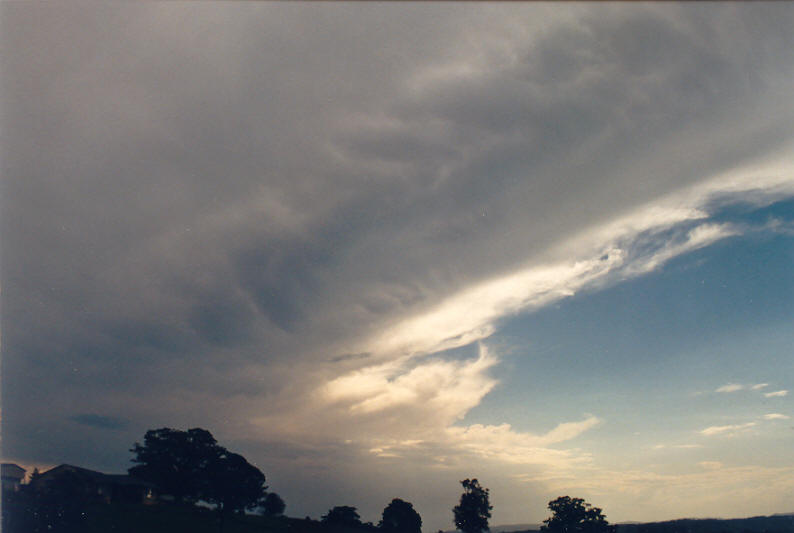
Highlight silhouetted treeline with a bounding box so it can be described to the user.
[3,427,792,533]
[1,427,428,533]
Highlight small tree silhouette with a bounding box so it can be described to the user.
[322,506,363,528]
[262,492,286,516]
[540,496,615,533]
[453,479,492,533]
[380,498,422,533]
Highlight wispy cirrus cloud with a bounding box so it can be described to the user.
[716,383,745,393]
[445,416,600,462]
[764,390,789,398]
[653,443,703,450]
[700,422,757,436]
[763,413,790,420]
[716,382,770,393]
[366,416,600,470]
[699,410,791,437]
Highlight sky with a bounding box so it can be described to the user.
[2,2,793,531]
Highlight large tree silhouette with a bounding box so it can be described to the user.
[453,479,492,533]
[380,498,422,533]
[129,427,222,504]
[540,496,615,533]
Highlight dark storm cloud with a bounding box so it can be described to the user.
[70,414,129,431]
[2,3,794,527]
[325,6,794,285]
[330,353,371,364]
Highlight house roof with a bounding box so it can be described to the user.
[1,463,27,479]
[39,464,106,481]
[38,464,157,488]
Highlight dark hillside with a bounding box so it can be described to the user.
[5,502,285,533]
[615,514,794,533]
[2,500,385,533]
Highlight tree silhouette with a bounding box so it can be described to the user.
[129,427,222,504]
[453,479,492,533]
[262,492,286,516]
[380,498,422,533]
[322,506,363,528]
[204,450,267,518]
[540,496,615,533]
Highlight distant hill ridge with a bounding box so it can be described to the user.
[488,524,542,533]
[459,513,794,533]
[612,513,794,533]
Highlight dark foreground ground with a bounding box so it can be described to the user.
[3,502,793,533]
[1,501,370,533]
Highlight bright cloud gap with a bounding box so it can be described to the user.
[313,169,794,482]
[348,163,794,365]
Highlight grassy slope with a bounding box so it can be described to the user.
[83,503,371,533]
[83,503,283,533]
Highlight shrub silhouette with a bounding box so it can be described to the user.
[322,505,363,528]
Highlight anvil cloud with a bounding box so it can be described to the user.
[2,3,794,529]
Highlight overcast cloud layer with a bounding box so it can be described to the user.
[2,3,794,529]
